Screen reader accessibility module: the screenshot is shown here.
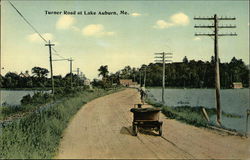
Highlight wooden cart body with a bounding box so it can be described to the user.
[130,107,163,136]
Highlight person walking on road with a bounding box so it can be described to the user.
[140,87,147,104]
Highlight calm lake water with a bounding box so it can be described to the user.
[0,90,49,106]
[147,88,250,134]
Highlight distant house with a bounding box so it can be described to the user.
[233,82,243,89]
[19,71,30,78]
[119,79,138,87]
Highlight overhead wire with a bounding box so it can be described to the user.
[8,0,66,59]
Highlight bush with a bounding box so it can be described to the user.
[20,92,53,106]
[43,93,52,100]
[54,88,64,95]
[21,94,32,105]
[1,105,25,116]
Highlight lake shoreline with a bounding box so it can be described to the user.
[146,88,249,134]
[147,101,246,137]
[0,88,52,91]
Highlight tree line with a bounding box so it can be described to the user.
[96,56,249,88]
[1,56,249,89]
[0,66,86,89]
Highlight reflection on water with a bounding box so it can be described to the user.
[147,88,250,133]
[0,90,50,106]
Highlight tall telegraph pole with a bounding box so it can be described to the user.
[139,71,142,87]
[144,67,146,87]
[155,52,172,104]
[77,68,80,76]
[194,14,237,125]
[45,40,55,95]
[69,58,74,88]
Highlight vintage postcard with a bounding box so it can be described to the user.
[0,0,249,159]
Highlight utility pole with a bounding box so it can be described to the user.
[52,58,74,88]
[69,58,73,88]
[155,52,173,104]
[77,68,80,76]
[139,71,142,87]
[194,14,237,125]
[143,67,147,87]
[77,68,80,86]
[45,40,55,96]
[80,72,83,78]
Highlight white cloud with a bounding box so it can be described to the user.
[154,12,190,29]
[170,12,189,26]
[131,12,141,17]
[193,37,201,41]
[82,24,115,37]
[153,20,174,29]
[27,33,54,43]
[56,15,76,30]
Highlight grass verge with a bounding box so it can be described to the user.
[149,102,209,127]
[147,101,242,128]
[0,88,123,159]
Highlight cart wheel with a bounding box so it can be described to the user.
[159,125,162,136]
[132,125,138,136]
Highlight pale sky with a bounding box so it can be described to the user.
[1,0,249,80]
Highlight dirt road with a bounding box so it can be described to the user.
[56,89,249,159]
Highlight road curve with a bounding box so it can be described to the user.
[56,88,249,159]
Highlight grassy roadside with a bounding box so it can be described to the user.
[147,102,209,127]
[147,101,242,129]
[0,87,123,159]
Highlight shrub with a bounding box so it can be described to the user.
[1,105,24,116]
[20,92,53,106]
[21,94,32,105]
[54,88,64,95]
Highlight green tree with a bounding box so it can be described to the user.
[0,75,4,88]
[4,72,20,88]
[26,79,33,88]
[98,65,109,79]
[182,56,189,64]
[31,67,49,78]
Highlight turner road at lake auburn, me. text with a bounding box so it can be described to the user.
[45,10,129,16]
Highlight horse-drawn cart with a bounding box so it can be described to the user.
[130,106,163,136]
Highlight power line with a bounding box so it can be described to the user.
[8,0,65,59]
[53,53,66,59]
[8,0,47,43]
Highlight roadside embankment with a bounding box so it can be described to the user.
[0,87,123,159]
[147,101,245,136]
